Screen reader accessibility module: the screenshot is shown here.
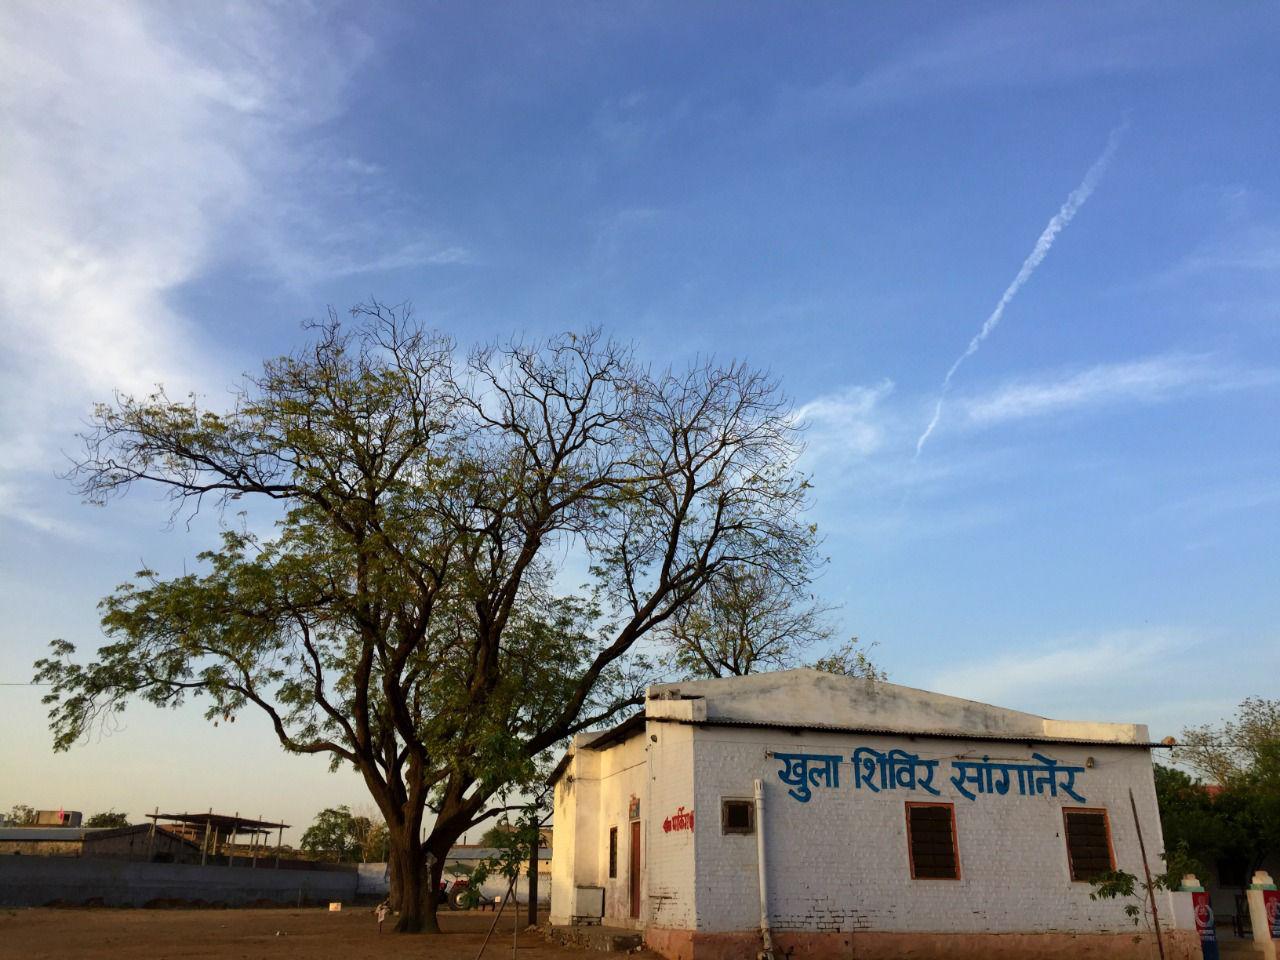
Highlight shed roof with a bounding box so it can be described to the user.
[148,812,288,832]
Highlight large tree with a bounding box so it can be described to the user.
[661,561,885,682]
[35,304,814,932]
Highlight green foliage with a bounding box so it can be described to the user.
[85,810,130,828]
[810,636,887,681]
[1156,697,1280,883]
[1089,841,1200,928]
[1177,697,1280,785]
[300,806,388,862]
[32,304,814,930]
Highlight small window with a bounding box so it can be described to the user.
[721,799,755,835]
[1063,808,1114,882]
[906,802,959,880]
[608,826,618,878]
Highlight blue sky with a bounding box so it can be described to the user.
[2,2,1278,839]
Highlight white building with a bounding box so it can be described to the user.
[549,670,1199,959]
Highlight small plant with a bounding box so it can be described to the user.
[1089,841,1201,934]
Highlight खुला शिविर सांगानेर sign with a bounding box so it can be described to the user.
[772,747,1087,804]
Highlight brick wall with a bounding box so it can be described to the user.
[690,725,1174,936]
[646,722,697,930]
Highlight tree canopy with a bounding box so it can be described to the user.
[661,560,884,681]
[1160,697,1280,885]
[85,810,131,829]
[300,805,388,862]
[34,304,815,931]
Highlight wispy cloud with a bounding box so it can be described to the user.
[0,3,455,536]
[928,628,1191,725]
[959,354,1278,426]
[781,4,1266,119]
[914,122,1127,456]
[1161,226,1280,280]
[924,625,1279,736]
[796,381,896,464]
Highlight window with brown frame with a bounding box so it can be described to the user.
[905,802,959,879]
[1063,808,1114,882]
[608,826,618,878]
[721,798,755,835]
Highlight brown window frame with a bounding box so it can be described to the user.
[905,801,961,881]
[608,825,618,879]
[721,798,755,835]
[1062,807,1115,882]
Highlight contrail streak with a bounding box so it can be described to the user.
[914,122,1127,458]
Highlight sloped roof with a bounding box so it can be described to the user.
[647,669,1151,745]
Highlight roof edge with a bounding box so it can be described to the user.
[651,715,1168,749]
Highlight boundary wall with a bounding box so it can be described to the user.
[0,856,356,907]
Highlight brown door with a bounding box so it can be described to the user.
[628,820,641,919]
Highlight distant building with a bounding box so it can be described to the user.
[0,827,93,857]
[550,669,1201,960]
[34,810,81,827]
[82,825,203,863]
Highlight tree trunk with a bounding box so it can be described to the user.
[421,849,445,933]
[526,850,538,927]
[390,831,428,933]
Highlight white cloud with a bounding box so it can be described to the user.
[924,626,1277,737]
[959,354,1277,427]
[796,381,895,459]
[0,2,460,536]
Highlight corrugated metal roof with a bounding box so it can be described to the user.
[653,715,1169,749]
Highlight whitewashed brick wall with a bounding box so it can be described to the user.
[690,725,1174,935]
[646,722,698,930]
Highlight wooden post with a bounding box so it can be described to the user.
[275,823,283,869]
[228,812,239,868]
[146,806,158,862]
[201,809,212,866]
[1129,788,1166,960]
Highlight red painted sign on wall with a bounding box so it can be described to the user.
[662,806,694,833]
[1191,891,1219,960]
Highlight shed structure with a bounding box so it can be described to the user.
[549,669,1199,960]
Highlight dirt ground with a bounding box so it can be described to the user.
[0,907,661,960]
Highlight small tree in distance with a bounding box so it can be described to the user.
[300,805,388,862]
[85,810,131,828]
[34,303,815,932]
[4,805,36,826]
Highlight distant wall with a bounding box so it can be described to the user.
[355,861,551,906]
[0,856,356,907]
[0,839,82,857]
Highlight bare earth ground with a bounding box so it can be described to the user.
[0,907,661,960]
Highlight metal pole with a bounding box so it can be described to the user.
[753,779,776,960]
[473,870,520,960]
[228,812,238,868]
[146,807,158,862]
[1129,788,1166,960]
[276,824,283,869]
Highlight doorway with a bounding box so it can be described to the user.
[628,820,641,919]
